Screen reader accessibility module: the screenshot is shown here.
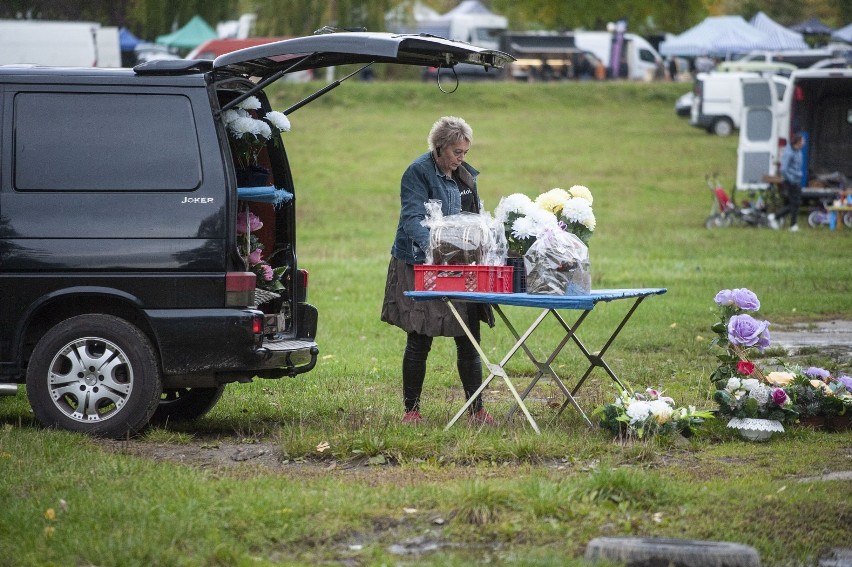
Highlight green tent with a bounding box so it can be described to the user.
[155,15,217,51]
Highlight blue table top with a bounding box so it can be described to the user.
[405,288,667,310]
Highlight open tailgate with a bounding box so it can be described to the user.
[212,31,513,79]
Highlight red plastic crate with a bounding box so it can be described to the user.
[414,265,513,293]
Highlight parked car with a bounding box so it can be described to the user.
[0,32,512,438]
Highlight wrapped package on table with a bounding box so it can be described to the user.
[524,228,591,295]
[422,200,507,265]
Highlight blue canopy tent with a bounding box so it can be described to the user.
[659,16,776,58]
[790,17,833,35]
[749,12,808,50]
[119,27,141,52]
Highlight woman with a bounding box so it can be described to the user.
[768,133,805,232]
[381,116,494,425]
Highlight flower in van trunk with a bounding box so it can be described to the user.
[236,207,286,293]
[222,97,290,170]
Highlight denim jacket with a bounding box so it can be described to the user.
[390,152,480,264]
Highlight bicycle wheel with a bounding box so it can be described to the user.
[808,211,827,228]
[704,214,730,229]
[844,212,852,229]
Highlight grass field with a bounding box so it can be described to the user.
[1,79,850,567]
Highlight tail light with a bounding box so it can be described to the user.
[226,271,256,307]
[251,314,264,335]
[298,269,309,289]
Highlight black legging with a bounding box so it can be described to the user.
[776,181,802,227]
[402,316,483,414]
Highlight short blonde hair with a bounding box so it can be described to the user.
[427,116,473,152]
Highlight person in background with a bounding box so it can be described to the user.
[769,133,805,232]
[381,116,495,426]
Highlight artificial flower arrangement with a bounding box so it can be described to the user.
[709,288,798,425]
[222,96,291,170]
[493,186,595,256]
[237,209,287,295]
[780,366,852,423]
[593,386,714,439]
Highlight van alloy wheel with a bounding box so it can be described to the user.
[26,315,161,438]
[712,118,734,137]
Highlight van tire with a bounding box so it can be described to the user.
[584,537,760,567]
[711,117,734,137]
[151,386,226,424]
[26,315,162,439]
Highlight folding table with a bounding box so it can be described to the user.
[405,288,667,433]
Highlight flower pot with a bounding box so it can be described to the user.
[236,165,270,187]
[726,417,784,441]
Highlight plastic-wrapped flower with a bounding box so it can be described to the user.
[534,188,571,214]
[568,185,593,205]
[727,314,770,351]
[512,208,558,240]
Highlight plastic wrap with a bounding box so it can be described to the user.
[524,228,591,295]
[421,200,506,266]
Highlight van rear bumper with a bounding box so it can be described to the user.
[146,308,317,377]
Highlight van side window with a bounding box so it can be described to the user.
[639,49,656,63]
[14,92,201,191]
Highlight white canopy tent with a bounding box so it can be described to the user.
[660,15,778,58]
[749,12,808,50]
[832,22,852,43]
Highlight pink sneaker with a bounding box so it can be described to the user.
[402,410,422,424]
[468,408,495,426]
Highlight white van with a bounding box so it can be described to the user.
[737,68,852,198]
[690,71,788,136]
[0,19,120,67]
[572,31,662,80]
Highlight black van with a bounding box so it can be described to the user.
[0,32,511,438]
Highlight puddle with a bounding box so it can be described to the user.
[770,320,852,365]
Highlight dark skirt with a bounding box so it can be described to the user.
[380,257,492,337]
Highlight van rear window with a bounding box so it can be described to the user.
[14,92,202,191]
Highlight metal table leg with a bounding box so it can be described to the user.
[443,299,541,434]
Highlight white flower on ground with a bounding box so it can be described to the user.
[626,400,652,424]
[649,399,674,424]
[750,383,770,405]
[725,378,742,392]
[741,378,759,392]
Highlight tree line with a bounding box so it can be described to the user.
[1,0,849,43]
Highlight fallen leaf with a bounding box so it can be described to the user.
[44,508,56,521]
[316,441,330,453]
[403,507,418,514]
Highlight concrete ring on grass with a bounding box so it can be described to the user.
[584,536,761,567]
